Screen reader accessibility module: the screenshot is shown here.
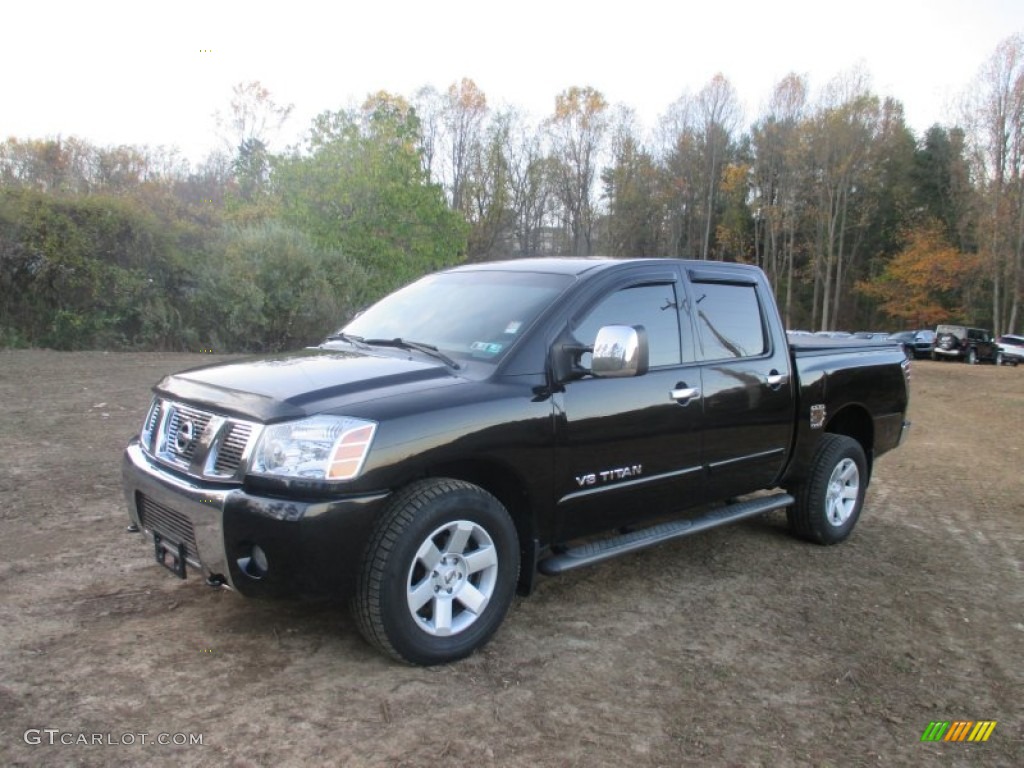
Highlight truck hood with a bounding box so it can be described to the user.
[154,348,461,422]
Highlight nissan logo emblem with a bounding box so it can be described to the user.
[175,418,196,453]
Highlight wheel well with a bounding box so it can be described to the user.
[420,458,536,563]
[825,405,874,476]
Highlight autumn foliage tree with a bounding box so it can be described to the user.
[9,35,1024,351]
[857,223,978,327]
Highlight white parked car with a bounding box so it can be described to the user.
[996,334,1024,366]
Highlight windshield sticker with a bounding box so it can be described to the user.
[504,321,523,335]
[470,341,504,356]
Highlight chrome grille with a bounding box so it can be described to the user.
[138,494,200,565]
[164,405,213,465]
[145,398,260,480]
[142,400,162,449]
[213,422,253,475]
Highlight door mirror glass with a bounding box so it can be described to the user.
[592,325,649,378]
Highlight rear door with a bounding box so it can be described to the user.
[685,268,795,500]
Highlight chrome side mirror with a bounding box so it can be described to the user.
[591,325,649,378]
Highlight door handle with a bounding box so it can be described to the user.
[765,370,788,388]
[671,385,701,404]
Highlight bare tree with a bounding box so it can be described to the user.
[412,85,443,182]
[696,74,743,259]
[751,74,808,325]
[442,78,488,213]
[657,75,741,261]
[546,86,609,256]
[602,106,662,257]
[502,109,552,256]
[657,92,701,258]
[214,81,294,202]
[964,34,1024,334]
[808,69,880,330]
[215,81,293,152]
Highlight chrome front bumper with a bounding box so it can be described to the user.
[123,440,237,587]
[123,439,392,598]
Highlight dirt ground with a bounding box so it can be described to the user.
[0,349,1021,767]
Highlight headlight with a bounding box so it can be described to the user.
[249,416,377,481]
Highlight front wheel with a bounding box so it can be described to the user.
[967,348,978,364]
[352,478,519,665]
[788,434,867,545]
[996,351,1004,366]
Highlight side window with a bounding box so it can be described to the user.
[574,283,682,367]
[691,282,768,359]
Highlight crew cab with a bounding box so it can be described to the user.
[123,258,911,664]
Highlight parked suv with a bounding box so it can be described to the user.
[996,334,1024,366]
[932,325,998,364]
[888,330,935,360]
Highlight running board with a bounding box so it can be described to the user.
[538,493,794,576]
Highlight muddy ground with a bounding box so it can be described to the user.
[0,350,1021,767]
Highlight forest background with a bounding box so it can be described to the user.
[1,34,1022,352]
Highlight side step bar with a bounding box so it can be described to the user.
[538,493,794,576]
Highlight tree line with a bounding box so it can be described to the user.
[1,35,1021,351]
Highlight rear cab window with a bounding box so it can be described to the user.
[690,281,768,360]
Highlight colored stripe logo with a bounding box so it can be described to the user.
[921,721,997,742]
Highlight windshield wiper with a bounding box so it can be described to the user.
[323,332,368,348]
[363,338,461,369]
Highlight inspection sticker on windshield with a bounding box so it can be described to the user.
[504,321,523,335]
[471,341,504,356]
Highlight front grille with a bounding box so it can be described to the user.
[142,400,162,449]
[138,494,200,565]
[213,422,252,475]
[145,398,260,480]
[164,405,214,465]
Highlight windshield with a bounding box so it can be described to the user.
[339,270,573,363]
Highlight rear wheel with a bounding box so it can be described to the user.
[967,348,978,364]
[352,478,519,665]
[788,434,867,545]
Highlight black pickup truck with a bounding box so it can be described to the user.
[123,258,911,664]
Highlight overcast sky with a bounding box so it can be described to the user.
[4,0,1023,165]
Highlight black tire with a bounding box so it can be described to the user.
[995,351,1004,366]
[352,478,519,665]
[787,434,867,545]
[967,348,978,364]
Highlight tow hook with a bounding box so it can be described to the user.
[205,575,226,587]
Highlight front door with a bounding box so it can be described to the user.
[554,276,707,540]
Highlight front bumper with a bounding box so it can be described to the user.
[122,440,390,598]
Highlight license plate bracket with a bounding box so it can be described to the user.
[154,533,187,579]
